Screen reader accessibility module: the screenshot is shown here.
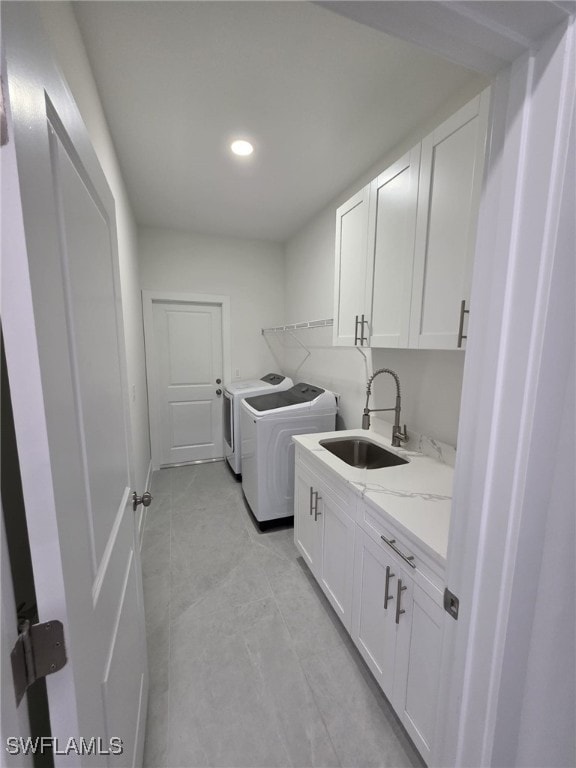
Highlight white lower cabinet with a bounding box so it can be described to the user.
[352,520,443,762]
[294,461,321,573]
[351,527,399,694]
[294,457,355,631]
[317,488,356,630]
[294,448,445,765]
[353,520,444,764]
[393,576,444,763]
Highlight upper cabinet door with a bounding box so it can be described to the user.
[409,88,490,350]
[333,185,371,346]
[368,145,420,348]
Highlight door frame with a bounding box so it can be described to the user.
[437,22,575,768]
[142,290,231,471]
[328,4,575,766]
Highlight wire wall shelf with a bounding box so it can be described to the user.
[261,318,333,334]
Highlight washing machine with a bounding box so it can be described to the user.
[223,373,293,477]
[240,383,337,525]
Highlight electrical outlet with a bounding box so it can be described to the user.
[235,369,240,378]
[132,385,136,403]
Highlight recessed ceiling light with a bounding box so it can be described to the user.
[230,139,254,157]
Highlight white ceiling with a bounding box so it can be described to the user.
[74,1,484,243]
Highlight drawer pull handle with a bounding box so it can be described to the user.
[395,579,407,624]
[309,486,314,516]
[384,565,395,609]
[380,536,416,569]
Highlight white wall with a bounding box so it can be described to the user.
[283,79,488,444]
[139,228,285,382]
[37,2,151,490]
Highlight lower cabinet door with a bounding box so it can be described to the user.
[393,579,444,763]
[351,528,399,697]
[294,463,320,575]
[317,493,355,631]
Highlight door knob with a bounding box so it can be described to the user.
[132,491,153,512]
[216,389,222,396]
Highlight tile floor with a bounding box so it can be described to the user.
[141,461,424,768]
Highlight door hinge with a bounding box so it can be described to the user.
[443,588,459,620]
[11,620,67,706]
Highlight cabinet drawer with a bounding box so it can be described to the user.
[359,503,444,596]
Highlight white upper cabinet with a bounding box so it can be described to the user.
[333,185,371,346]
[333,88,490,350]
[368,145,421,348]
[409,89,490,349]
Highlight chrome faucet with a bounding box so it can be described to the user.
[362,368,408,447]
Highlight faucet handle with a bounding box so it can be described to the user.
[394,424,409,444]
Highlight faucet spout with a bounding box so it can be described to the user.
[362,368,408,447]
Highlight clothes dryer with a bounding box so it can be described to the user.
[223,373,293,477]
[240,383,337,525]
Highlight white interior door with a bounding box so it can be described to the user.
[145,297,224,468]
[2,6,147,765]
[1,511,33,768]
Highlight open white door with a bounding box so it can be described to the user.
[1,510,33,768]
[2,6,147,766]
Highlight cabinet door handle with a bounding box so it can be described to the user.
[313,491,322,521]
[395,579,407,624]
[384,565,395,609]
[380,536,416,569]
[457,299,469,348]
[310,487,321,519]
[354,315,360,345]
[360,314,369,345]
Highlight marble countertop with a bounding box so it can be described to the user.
[293,429,452,563]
